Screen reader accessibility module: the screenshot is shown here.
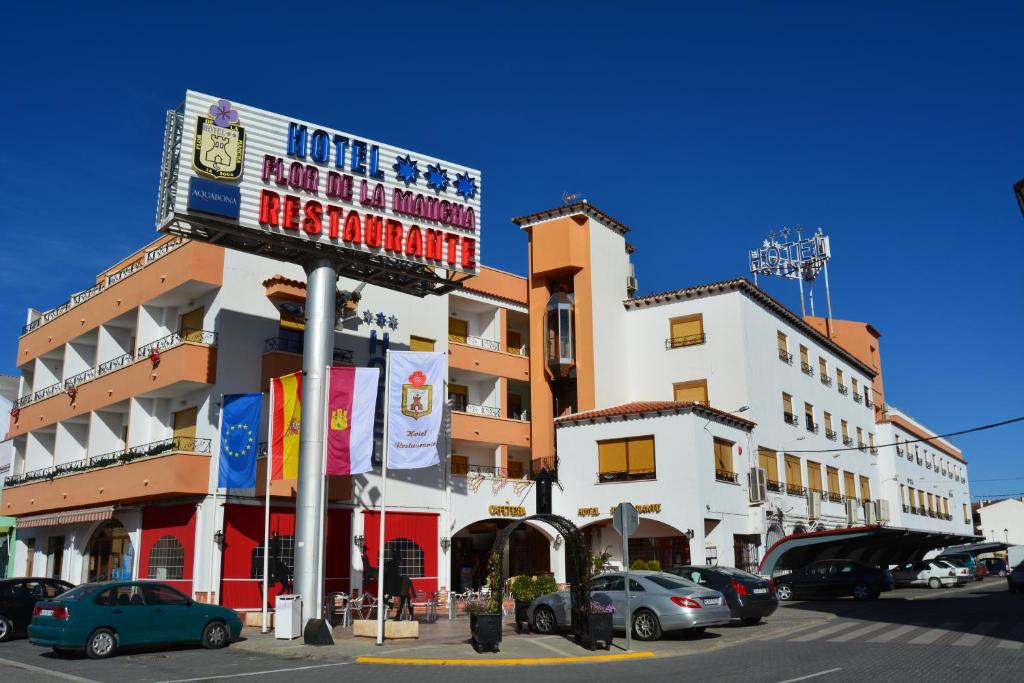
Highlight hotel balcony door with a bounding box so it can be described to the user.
[173,407,197,446]
[180,307,204,342]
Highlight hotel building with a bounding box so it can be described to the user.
[2,201,972,614]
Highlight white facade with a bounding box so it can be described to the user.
[977,498,1024,546]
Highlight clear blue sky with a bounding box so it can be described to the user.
[1,2,1021,496]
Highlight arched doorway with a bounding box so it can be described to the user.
[85,520,134,583]
[451,519,552,592]
[580,518,691,570]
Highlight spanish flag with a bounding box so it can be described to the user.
[270,372,302,480]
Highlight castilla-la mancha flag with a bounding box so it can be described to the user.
[386,351,446,469]
[269,372,302,480]
[326,366,380,475]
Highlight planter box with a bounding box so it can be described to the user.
[470,613,503,653]
[582,612,614,650]
[352,619,419,639]
[513,601,531,633]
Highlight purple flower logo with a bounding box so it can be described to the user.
[209,99,238,128]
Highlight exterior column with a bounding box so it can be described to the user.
[498,307,508,353]
[498,377,508,419]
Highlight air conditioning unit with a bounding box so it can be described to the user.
[748,467,767,505]
[874,499,890,524]
[863,501,877,525]
[807,491,822,520]
[845,500,858,526]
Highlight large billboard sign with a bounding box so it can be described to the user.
[157,91,481,276]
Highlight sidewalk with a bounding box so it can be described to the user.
[232,606,831,665]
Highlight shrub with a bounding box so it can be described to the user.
[630,559,649,570]
[534,574,558,596]
[646,559,661,571]
[510,575,535,602]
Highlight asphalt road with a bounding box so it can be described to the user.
[0,580,1019,683]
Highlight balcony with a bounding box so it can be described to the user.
[857,442,867,452]
[853,393,863,404]
[767,480,783,492]
[896,447,905,456]
[820,375,833,387]
[842,436,853,446]
[1,438,213,517]
[715,469,739,484]
[785,484,806,497]
[801,362,814,377]
[805,420,819,434]
[260,336,353,391]
[598,468,656,483]
[869,447,878,455]
[451,410,530,448]
[778,350,793,365]
[783,412,799,427]
[864,397,873,408]
[902,504,910,513]
[838,384,849,396]
[665,333,706,350]
[17,238,223,362]
[449,338,529,381]
[825,429,837,441]
[826,492,844,503]
[8,333,217,438]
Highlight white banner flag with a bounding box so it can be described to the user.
[386,350,446,469]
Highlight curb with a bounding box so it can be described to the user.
[355,651,656,666]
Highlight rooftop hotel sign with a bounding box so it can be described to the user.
[157,91,481,276]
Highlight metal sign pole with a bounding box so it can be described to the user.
[294,258,337,626]
[623,524,631,653]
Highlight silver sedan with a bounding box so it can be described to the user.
[527,571,731,641]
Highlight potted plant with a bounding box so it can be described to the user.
[582,600,615,650]
[468,554,503,652]
[509,575,536,633]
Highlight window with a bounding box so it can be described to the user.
[799,346,811,374]
[95,584,145,607]
[856,427,864,448]
[927,493,934,513]
[963,503,969,520]
[806,461,823,493]
[673,379,708,405]
[845,472,857,500]
[668,314,704,348]
[900,484,907,506]
[918,490,926,510]
[837,369,847,394]
[448,318,468,344]
[804,403,816,432]
[758,447,780,485]
[782,393,796,425]
[598,436,656,482]
[777,332,792,363]
[507,460,524,479]
[147,535,185,580]
[818,357,829,381]
[868,433,875,453]
[784,455,803,492]
[142,584,189,606]
[506,330,522,353]
[410,336,435,352]
[448,383,468,412]
[450,454,469,476]
[841,420,850,444]
[713,438,735,481]
[852,378,859,395]
[384,538,425,580]
[823,412,834,439]
[859,476,871,502]
[826,467,840,499]
[251,534,295,580]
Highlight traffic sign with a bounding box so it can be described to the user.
[613,502,639,537]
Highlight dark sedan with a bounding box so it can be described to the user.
[774,559,894,601]
[1008,563,1024,594]
[0,578,75,642]
[669,566,778,625]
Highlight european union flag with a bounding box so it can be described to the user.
[219,393,263,489]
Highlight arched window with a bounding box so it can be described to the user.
[147,536,185,580]
[86,520,134,583]
[384,538,424,579]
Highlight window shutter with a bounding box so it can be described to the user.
[410,336,435,352]
[670,315,703,340]
[598,440,628,474]
[674,381,708,404]
[628,437,656,473]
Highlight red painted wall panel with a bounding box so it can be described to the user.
[361,510,439,594]
[138,504,197,597]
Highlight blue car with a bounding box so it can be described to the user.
[28,582,243,659]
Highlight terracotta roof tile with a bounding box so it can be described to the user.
[624,277,876,378]
[555,401,756,430]
[511,201,631,235]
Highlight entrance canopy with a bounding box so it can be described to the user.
[758,525,977,576]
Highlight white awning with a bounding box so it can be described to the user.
[16,505,115,529]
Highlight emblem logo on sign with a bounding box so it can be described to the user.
[401,371,432,420]
[330,408,349,431]
[192,100,245,180]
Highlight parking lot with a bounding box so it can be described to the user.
[0,580,1018,682]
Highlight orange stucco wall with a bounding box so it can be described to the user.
[464,266,528,305]
[2,452,213,517]
[255,458,352,501]
[17,240,224,365]
[804,315,885,421]
[7,343,217,438]
[452,412,531,449]
[529,215,589,277]
[449,342,529,381]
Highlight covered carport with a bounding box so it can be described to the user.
[758,525,978,577]
[935,540,1009,558]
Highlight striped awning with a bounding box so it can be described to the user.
[16,505,115,529]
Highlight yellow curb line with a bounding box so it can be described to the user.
[355,651,655,666]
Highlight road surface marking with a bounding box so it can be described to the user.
[152,662,353,682]
[867,624,918,643]
[0,657,101,683]
[952,622,997,647]
[908,622,959,645]
[997,621,1024,649]
[355,651,655,665]
[790,621,859,642]
[828,622,888,642]
[775,667,842,683]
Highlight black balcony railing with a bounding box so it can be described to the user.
[896,447,905,456]
[838,384,849,396]
[826,492,844,503]
[767,480,784,492]
[864,398,873,408]
[902,504,910,513]
[801,362,814,376]
[842,436,853,446]
[137,328,218,358]
[869,447,878,455]
[263,336,353,364]
[665,333,706,349]
[820,375,833,387]
[2,436,211,488]
[857,442,867,452]
[785,483,806,496]
[598,468,656,483]
[853,393,863,404]
[805,419,819,434]
[715,469,739,484]
[825,429,837,441]
[783,412,799,426]
[778,350,793,365]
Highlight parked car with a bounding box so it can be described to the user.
[28,581,242,659]
[940,554,986,581]
[0,579,75,642]
[933,560,971,585]
[980,558,1009,577]
[668,565,777,624]
[1008,563,1024,594]
[528,571,731,641]
[773,560,894,601]
[890,561,957,589]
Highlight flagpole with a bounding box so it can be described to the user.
[316,365,330,620]
[375,350,392,646]
[261,382,274,633]
[209,396,223,606]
